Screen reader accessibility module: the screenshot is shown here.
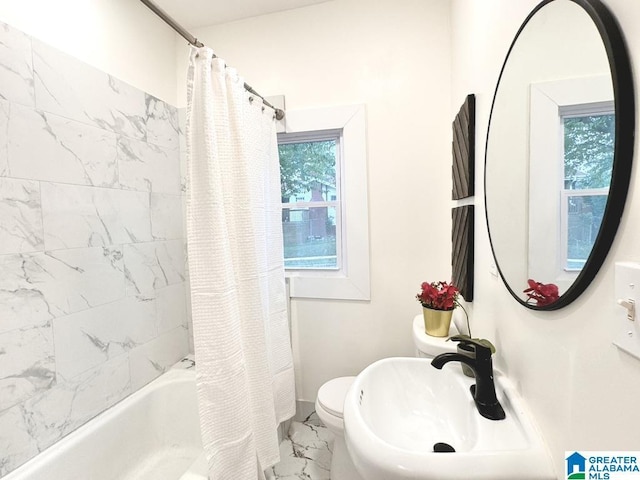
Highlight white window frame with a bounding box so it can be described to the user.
[281,104,370,301]
[528,76,613,290]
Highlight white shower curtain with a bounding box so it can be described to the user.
[185,47,296,480]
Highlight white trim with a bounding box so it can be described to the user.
[282,105,370,300]
[528,76,613,289]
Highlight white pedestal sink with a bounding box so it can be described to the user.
[343,357,555,480]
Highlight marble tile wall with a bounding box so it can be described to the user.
[0,21,190,477]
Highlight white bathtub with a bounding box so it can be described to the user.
[3,362,208,480]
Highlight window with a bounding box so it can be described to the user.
[277,105,369,301]
[560,108,614,271]
[278,130,342,270]
[528,76,613,290]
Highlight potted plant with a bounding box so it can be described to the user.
[416,280,496,375]
[415,280,461,337]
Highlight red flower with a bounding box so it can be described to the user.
[523,279,559,306]
[416,281,459,310]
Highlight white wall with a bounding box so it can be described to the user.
[177,0,453,402]
[0,0,178,104]
[452,0,640,476]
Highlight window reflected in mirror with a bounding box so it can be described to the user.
[562,110,614,271]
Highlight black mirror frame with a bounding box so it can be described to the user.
[484,0,635,310]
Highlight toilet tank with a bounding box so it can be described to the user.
[412,314,460,358]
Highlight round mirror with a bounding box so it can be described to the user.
[485,0,634,309]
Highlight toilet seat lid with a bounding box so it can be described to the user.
[317,376,355,419]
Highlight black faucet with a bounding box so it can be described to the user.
[431,336,505,421]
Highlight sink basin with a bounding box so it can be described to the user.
[343,357,555,480]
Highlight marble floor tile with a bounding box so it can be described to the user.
[267,414,334,480]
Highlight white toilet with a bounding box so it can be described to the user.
[314,315,459,480]
[315,376,362,480]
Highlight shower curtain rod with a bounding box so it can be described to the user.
[139,0,285,121]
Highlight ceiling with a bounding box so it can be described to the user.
[150,0,330,29]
